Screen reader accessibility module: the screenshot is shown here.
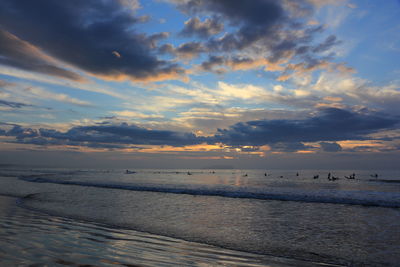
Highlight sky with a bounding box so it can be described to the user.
[0,0,399,169]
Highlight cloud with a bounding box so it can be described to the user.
[319,141,342,152]
[159,42,207,60]
[112,110,164,120]
[175,42,206,59]
[174,106,310,135]
[312,72,400,114]
[1,108,398,151]
[0,0,344,82]
[216,82,268,100]
[0,29,84,81]
[198,55,285,74]
[24,87,92,107]
[170,0,344,77]
[0,0,184,82]
[180,17,224,38]
[0,99,31,109]
[213,108,399,146]
[176,0,284,39]
[312,35,341,53]
[118,0,141,12]
[269,142,314,152]
[0,66,126,99]
[3,125,39,140]
[1,81,92,107]
[199,55,227,73]
[1,123,203,147]
[181,0,286,52]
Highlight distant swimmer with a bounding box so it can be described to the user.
[264,173,267,176]
[370,173,379,179]
[187,171,192,175]
[243,173,248,177]
[125,170,136,174]
[331,176,339,181]
[327,172,331,181]
[313,175,319,179]
[296,172,299,176]
[279,175,284,178]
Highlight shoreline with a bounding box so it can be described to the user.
[1,194,335,267]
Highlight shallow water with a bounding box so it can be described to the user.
[1,168,400,266]
[0,196,325,267]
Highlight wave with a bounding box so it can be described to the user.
[369,179,400,184]
[19,175,400,208]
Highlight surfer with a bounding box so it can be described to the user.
[370,173,378,179]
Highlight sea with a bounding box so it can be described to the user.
[0,167,399,266]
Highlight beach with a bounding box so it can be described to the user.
[2,0,400,266]
[2,195,298,267]
[1,168,400,266]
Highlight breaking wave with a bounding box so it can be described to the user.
[19,175,400,208]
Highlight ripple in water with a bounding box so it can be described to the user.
[0,196,329,267]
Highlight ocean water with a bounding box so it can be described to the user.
[0,195,307,267]
[1,167,400,266]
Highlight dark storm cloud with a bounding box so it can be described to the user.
[213,108,399,146]
[319,142,342,152]
[0,0,183,82]
[180,17,224,38]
